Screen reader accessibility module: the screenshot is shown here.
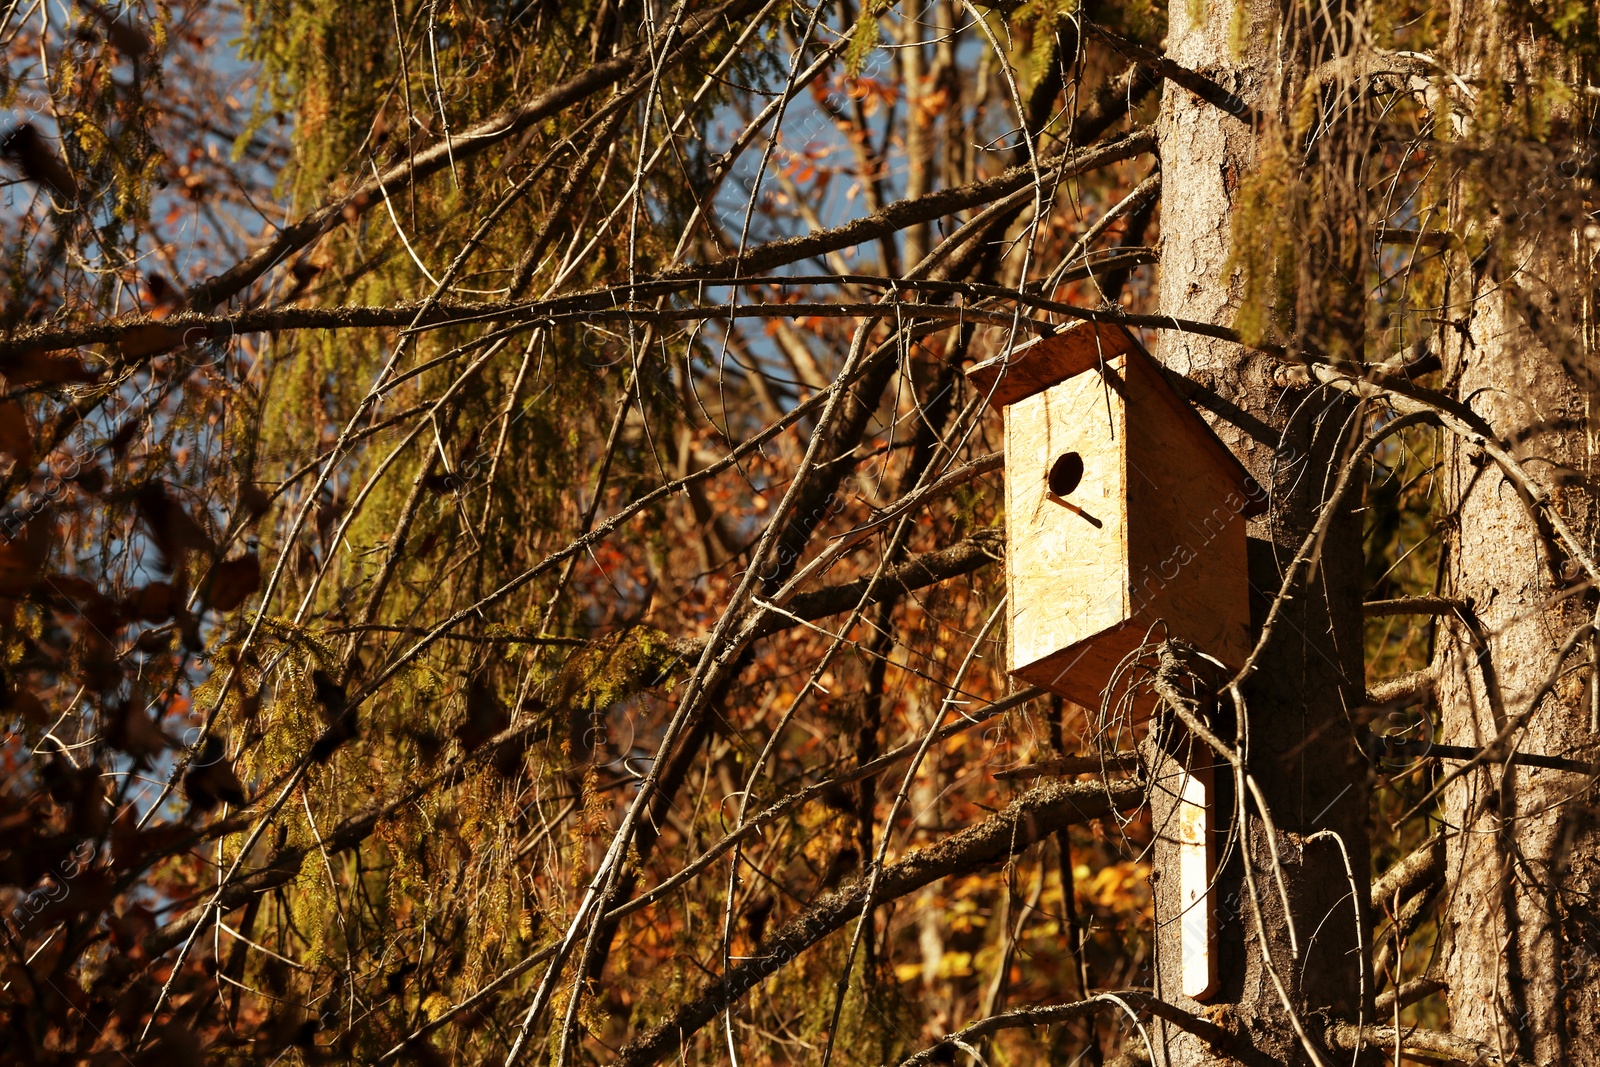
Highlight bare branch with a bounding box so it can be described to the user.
[185,0,770,309]
[1364,596,1471,616]
[994,753,1142,780]
[1370,833,1444,910]
[1366,668,1435,706]
[609,778,1145,1067]
[1373,976,1447,1015]
[891,991,1230,1067]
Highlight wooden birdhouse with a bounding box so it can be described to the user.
[967,320,1264,713]
[971,320,1260,1001]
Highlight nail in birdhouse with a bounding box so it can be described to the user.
[968,321,1263,712]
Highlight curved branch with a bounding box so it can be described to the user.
[893,991,1230,1067]
[656,128,1154,284]
[747,525,1003,642]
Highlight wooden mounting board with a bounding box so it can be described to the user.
[1176,761,1218,1001]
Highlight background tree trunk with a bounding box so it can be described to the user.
[1435,200,1600,1067]
[1430,8,1600,1063]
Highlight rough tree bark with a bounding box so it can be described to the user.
[1433,9,1600,1051]
[1145,1,1370,1063]
[1434,243,1598,1067]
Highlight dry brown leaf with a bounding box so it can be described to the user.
[0,351,100,385]
[116,322,182,358]
[205,552,261,611]
[0,519,50,596]
[0,124,78,200]
[0,400,32,466]
[125,580,180,623]
[135,481,213,569]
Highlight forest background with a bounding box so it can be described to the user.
[0,0,1597,1065]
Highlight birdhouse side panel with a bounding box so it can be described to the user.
[1004,367,1130,686]
[1122,359,1253,670]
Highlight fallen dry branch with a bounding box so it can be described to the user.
[1327,1023,1534,1067]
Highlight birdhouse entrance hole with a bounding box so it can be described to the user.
[1047,451,1084,496]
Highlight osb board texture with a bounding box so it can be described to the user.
[1014,619,1145,710]
[1004,357,1130,691]
[1121,345,1265,517]
[967,321,1136,410]
[1123,353,1253,671]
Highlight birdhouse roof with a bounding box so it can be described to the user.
[966,320,1266,518]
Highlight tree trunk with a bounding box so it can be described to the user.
[1146,1,1370,1062]
[1428,8,1600,1062]
[1434,261,1597,1067]
[1434,202,1600,1067]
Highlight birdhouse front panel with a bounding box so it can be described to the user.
[1004,363,1130,702]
